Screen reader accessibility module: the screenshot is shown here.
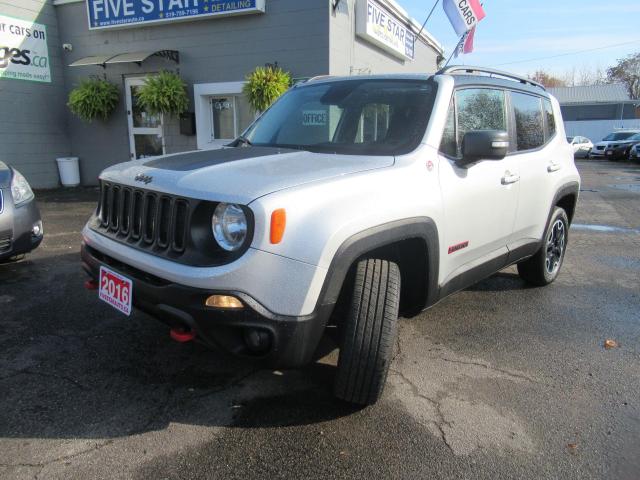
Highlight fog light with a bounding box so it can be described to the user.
[205,295,243,309]
[32,220,43,237]
[243,328,271,353]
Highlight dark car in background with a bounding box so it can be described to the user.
[604,133,640,161]
[591,130,640,158]
[0,162,44,262]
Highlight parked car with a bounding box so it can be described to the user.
[567,136,593,158]
[604,132,640,161]
[591,130,640,158]
[81,67,580,405]
[0,162,44,262]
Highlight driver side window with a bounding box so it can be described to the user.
[439,88,507,158]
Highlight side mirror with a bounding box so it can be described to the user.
[459,130,509,166]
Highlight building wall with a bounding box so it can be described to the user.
[0,0,71,188]
[55,0,330,185]
[561,103,639,122]
[329,0,440,76]
[564,120,640,143]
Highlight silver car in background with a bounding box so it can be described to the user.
[567,136,593,158]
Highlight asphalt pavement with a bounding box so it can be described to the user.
[0,160,638,479]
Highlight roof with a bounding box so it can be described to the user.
[548,84,631,105]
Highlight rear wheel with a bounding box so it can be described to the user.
[518,207,569,286]
[334,258,400,406]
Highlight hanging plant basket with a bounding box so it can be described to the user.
[67,78,119,123]
[243,66,291,113]
[136,71,189,117]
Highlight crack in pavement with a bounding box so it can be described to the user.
[390,368,454,453]
[426,356,540,384]
[0,368,88,390]
[0,440,114,470]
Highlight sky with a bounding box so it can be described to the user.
[401,0,640,78]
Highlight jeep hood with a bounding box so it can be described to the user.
[99,147,395,204]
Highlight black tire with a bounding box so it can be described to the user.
[334,258,401,406]
[518,207,569,286]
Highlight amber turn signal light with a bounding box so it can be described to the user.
[270,208,286,244]
[205,295,243,309]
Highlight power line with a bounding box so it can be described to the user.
[492,39,640,67]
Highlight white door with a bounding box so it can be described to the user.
[438,88,519,285]
[510,94,558,244]
[125,77,165,160]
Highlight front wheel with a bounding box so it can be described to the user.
[334,258,401,406]
[518,207,569,286]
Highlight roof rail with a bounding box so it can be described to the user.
[437,66,546,91]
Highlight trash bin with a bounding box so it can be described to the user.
[56,157,80,187]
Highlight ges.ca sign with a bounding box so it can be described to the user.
[356,0,415,60]
[86,0,266,30]
[0,15,50,83]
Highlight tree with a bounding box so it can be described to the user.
[607,52,640,99]
[528,71,566,88]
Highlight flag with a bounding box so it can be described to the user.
[453,27,475,58]
[443,0,486,36]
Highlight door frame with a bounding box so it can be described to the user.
[124,76,165,160]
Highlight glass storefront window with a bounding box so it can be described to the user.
[211,95,255,140]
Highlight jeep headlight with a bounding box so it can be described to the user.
[11,169,34,206]
[212,203,248,251]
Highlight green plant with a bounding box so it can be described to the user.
[137,71,189,116]
[243,66,291,113]
[67,78,119,123]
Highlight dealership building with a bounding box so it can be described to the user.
[0,0,443,188]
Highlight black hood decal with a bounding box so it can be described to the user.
[143,146,298,172]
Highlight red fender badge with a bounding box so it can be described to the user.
[426,160,434,171]
[448,241,469,254]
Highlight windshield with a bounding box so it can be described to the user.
[603,132,638,141]
[629,133,640,141]
[242,79,435,155]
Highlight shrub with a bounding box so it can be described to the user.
[136,71,189,117]
[67,78,119,123]
[243,66,291,113]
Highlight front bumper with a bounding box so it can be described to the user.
[604,147,630,160]
[0,193,43,261]
[81,242,333,368]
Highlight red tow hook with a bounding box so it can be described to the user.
[170,328,196,343]
[84,279,99,290]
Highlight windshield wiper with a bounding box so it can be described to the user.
[229,136,252,147]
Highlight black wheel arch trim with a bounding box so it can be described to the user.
[314,217,440,314]
[551,181,580,224]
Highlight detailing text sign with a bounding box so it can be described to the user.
[86,0,266,30]
[356,0,415,60]
[0,15,50,83]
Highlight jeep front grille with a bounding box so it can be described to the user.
[98,182,190,255]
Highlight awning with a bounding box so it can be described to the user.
[69,50,179,68]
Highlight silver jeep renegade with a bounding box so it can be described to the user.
[82,67,580,405]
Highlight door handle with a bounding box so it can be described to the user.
[501,172,520,185]
[547,163,561,172]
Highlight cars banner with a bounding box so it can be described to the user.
[0,15,51,83]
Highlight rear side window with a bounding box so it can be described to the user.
[512,92,544,151]
[543,98,556,139]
